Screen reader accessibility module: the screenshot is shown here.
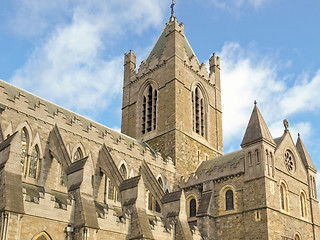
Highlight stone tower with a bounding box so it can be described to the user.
[121,17,223,178]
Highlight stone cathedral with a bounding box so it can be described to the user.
[0,13,319,240]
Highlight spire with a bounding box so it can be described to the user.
[145,16,198,64]
[296,133,316,171]
[241,102,275,147]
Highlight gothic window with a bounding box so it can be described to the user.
[32,231,52,240]
[280,182,288,211]
[21,128,29,176]
[284,150,295,173]
[147,191,161,213]
[248,152,252,165]
[266,150,269,175]
[28,145,40,179]
[192,86,206,137]
[256,150,260,164]
[119,164,127,180]
[59,164,67,186]
[141,84,157,134]
[270,152,274,177]
[300,192,307,218]
[157,177,163,190]
[73,147,83,161]
[312,176,317,199]
[189,198,197,218]
[225,190,234,210]
[148,191,153,210]
[294,233,302,240]
[104,176,119,203]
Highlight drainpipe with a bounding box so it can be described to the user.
[64,225,73,240]
[82,228,88,240]
[0,212,8,240]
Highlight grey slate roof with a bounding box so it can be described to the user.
[195,150,244,175]
[241,104,275,147]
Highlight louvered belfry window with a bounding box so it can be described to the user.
[192,86,205,137]
[142,85,157,134]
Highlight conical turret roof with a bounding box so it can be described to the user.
[241,103,275,147]
[296,134,316,171]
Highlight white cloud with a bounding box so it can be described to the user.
[9,0,167,117]
[220,42,320,146]
[208,0,270,10]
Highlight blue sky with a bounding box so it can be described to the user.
[0,0,320,195]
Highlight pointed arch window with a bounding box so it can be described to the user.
[32,231,52,240]
[21,128,29,176]
[280,182,289,211]
[142,84,157,134]
[192,86,206,137]
[28,145,40,179]
[73,147,83,161]
[294,233,302,240]
[300,192,307,218]
[226,190,234,210]
[119,164,127,180]
[59,164,67,186]
[157,177,163,190]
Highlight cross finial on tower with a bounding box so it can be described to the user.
[170,0,176,21]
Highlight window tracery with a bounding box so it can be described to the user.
[284,150,295,173]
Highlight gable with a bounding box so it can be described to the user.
[274,131,308,183]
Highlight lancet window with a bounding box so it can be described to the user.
[300,192,307,218]
[119,164,127,180]
[192,86,206,137]
[73,147,83,161]
[59,164,67,186]
[28,146,40,179]
[21,128,29,176]
[280,182,289,211]
[142,85,157,134]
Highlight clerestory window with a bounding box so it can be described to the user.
[21,128,29,176]
[73,147,83,161]
[225,190,234,210]
[192,86,206,137]
[142,85,157,134]
[28,145,40,179]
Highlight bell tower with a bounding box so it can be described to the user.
[121,16,223,178]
